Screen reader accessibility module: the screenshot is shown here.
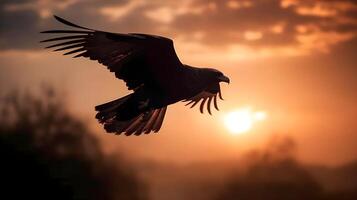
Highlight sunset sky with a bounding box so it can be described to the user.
[1,0,357,167]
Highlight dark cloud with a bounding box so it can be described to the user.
[0,0,158,50]
[0,1,42,50]
[0,0,356,53]
[171,0,357,48]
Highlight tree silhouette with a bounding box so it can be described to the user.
[0,87,148,200]
[214,136,357,200]
[214,137,322,200]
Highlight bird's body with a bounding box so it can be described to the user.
[41,16,230,135]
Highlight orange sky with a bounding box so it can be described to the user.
[1,0,357,167]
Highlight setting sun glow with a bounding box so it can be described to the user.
[224,107,267,135]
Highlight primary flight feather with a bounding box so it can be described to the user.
[41,15,230,136]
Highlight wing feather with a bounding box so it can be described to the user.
[40,35,87,43]
[200,98,208,114]
[45,39,86,48]
[184,90,222,114]
[207,97,213,115]
[63,48,85,55]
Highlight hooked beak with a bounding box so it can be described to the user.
[218,75,230,84]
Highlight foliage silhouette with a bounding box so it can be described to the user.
[0,87,148,200]
[214,137,357,200]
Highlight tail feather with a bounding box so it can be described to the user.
[95,95,131,123]
[95,95,130,111]
[95,95,167,135]
[152,108,167,133]
[143,110,161,134]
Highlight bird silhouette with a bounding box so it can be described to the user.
[41,16,230,136]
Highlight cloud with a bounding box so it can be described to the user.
[144,0,216,24]
[244,31,263,41]
[283,0,357,17]
[226,0,253,10]
[99,0,145,21]
[3,0,80,18]
[270,22,285,34]
[0,3,41,50]
[1,0,357,59]
[144,6,179,24]
[169,0,357,57]
[296,28,356,53]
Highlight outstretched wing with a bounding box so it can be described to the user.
[40,15,183,92]
[102,107,167,136]
[183,84,224,115]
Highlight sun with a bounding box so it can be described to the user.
[224,107,267,135]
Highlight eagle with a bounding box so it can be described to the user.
[41,16,230,136]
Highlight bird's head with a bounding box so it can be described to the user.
[205,68,230,84]
[183,67,230,113]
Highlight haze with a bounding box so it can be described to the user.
[1,0,357,168]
